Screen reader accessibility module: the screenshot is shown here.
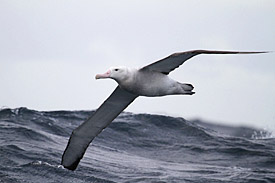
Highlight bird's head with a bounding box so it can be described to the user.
[95,66,129,83]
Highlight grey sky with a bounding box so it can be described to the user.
[1,0,274,130]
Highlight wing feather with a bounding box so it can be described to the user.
[141,50,267,75]
[61,86,138,170]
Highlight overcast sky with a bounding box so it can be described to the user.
[1,0,274,130]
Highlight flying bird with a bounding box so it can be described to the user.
[61,50,266,170]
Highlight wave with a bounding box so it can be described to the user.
[1,107,275,182]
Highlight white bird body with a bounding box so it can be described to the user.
[62,49,266,170]
[128,69,179,96]
[96,67,194,96]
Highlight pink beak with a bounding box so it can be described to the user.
[95,70,111,79]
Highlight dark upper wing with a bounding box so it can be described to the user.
[61,86,138,170]
[141,50,267,75]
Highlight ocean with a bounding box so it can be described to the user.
[0,107,275,183]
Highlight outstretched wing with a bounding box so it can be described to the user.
[141,50,267,75]
[61,86,138,170]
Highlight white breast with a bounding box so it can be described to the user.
[119,69,179,97]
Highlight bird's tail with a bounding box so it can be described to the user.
[180,83,195,95]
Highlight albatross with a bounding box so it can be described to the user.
[61,49,266,170]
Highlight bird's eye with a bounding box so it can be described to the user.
[114,69,119,71]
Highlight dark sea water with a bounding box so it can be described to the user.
[1,107,275,183]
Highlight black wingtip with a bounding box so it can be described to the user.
[62,158,80,171]
[61,132,85,171]
[236,51,269,54]
[191,50,269,55]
